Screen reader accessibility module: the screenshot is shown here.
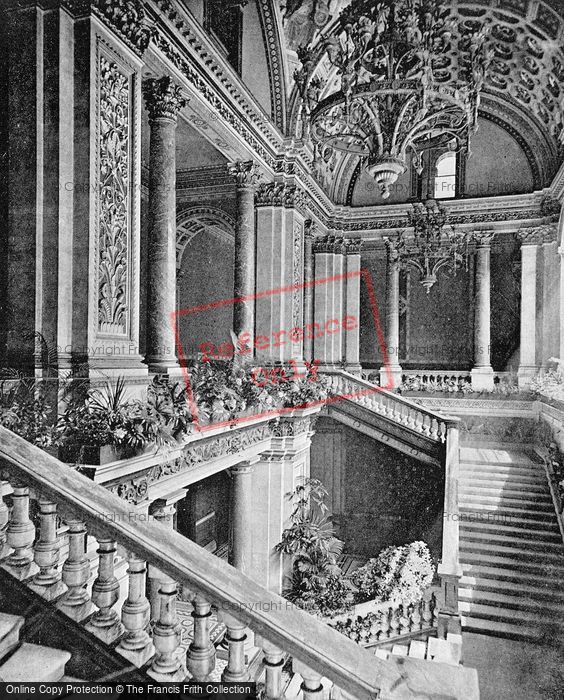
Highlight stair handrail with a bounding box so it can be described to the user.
[0,426,477,699]
[324,370,460,442]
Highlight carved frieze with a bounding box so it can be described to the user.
[108,474,149,504]
[97,55,130,336]
[270,417,311,437]
[147,422,273,485]
[142,76,187,122]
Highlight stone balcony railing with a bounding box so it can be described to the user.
[0,426,480,698]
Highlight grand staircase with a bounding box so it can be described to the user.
[458,440,564,641]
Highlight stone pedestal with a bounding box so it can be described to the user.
[380,242,402,388]
[142,77,187,374]
[470,233,494,391]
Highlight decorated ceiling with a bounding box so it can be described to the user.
[279,0,564,203]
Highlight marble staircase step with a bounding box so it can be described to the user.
[0,613,24,662]
[0,642,71,682]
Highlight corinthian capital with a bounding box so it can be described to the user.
[473,230,495,247]
[142,77,187,122]
[518,224,557,246]
[227,160,261,189]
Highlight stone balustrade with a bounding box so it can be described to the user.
[0,425,479,698]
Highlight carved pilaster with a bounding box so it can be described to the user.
[255,181,308,210]
[142,76,187,122]
[471,230,494,389]
[312,235,347,255]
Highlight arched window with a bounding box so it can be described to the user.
[434,151,456,199]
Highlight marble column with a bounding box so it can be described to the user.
[142,77,187,373]
[229,462,256,575]
[380,240,402,388]
[470,232,494,390]
[303,221,316,362]
[344,239,362,375]
[518,228,541,387]
[228,161,261,345]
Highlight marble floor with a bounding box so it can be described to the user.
[462,632,564,700]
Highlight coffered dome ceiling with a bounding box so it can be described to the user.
[280,0,564,204]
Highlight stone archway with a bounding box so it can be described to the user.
[175,207,236,362]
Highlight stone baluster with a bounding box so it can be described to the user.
[389,606,400,638]
[256,637,284,700]
[429,418,439,440]
[293,660,324,700]
[422,595,433,629]
[411,599,422,631]
[0,481,11,557]
[399,605,410,635]
[58,519,91,621]
[380,608,391,639]
[29,499,65,600]
[142,76,187,374]
[227,160,261,344]
[117,554,154,667]
[186,594,216,681]
[1,484,36,579]
[148,576,185,681]
[148,499,180,622]
[85,538,124,644]
[219,611,249,682]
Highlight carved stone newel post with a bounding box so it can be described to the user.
[143,77,187,373]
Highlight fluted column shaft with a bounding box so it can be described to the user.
[229,463,255,575]
[143,77,186,373]
[228,161,260,344]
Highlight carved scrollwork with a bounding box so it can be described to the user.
[93,0,155,55]
[518,224,558,245]
[98,56,130,335]
[109,475,149,504]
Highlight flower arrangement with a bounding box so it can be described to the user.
[351,541,434,605]
[530,361,564,403]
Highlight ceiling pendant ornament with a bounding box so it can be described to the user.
[387,199,470,293]
[295,0,493,199]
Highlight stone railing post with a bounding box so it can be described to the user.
[142,76,187,374]
[437,419,463,637]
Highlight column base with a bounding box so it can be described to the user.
[379,365,402,390]
[470,366,494,391]
[344,363,362,376]
[517,365,538,389]
[145,359,183,377]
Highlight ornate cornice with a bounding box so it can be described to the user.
[142,76,187,121]
[227,160,262,189]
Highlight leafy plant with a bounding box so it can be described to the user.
[276,478,352,615]
[0,376,54,448]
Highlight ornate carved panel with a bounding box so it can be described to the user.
[292,221,303,329]
[97,54,131,336]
